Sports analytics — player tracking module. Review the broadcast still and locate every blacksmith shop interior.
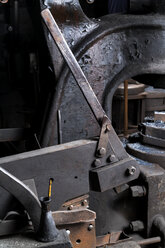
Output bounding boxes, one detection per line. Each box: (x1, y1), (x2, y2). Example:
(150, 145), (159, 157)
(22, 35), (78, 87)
(1, 0), (165, 247)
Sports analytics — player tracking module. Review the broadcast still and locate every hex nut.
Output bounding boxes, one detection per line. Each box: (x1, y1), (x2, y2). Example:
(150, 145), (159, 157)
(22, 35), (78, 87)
(98, 147), (106, 156)
(130, 221), (144, 232)
(93, 159), (101, 167)
(107, 154), (116, 163)
(130, 186), (146, 197)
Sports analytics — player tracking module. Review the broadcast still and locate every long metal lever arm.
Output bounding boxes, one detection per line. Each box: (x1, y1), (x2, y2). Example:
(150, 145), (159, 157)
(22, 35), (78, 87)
(41, 8), (106, 123)
(41, 9), (131, 160)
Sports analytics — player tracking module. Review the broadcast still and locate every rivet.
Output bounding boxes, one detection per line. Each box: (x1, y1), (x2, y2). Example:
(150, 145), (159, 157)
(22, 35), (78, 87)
(88, 224), (94, 231)
(106, 124), (111, 132)
(68, 205), (73, 210)
(82, 199), (88, 206)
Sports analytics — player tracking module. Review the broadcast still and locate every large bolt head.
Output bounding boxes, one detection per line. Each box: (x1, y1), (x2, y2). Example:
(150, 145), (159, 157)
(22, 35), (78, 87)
(98, 147), (106, 156)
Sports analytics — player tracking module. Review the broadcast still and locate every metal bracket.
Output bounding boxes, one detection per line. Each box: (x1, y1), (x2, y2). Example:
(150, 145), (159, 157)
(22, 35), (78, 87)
(96, 116), (111, 158)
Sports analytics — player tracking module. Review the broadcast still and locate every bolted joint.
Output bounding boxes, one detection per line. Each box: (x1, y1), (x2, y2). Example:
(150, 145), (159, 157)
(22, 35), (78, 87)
(97, 147), (106, 157)
(130, 220), (145, 233)
(130, 186), (146, 198)
(107, 154), (116, 163)
(105, 124), (111, 133)
(127, 166), (136, 176)
(93, 159), (101, 167)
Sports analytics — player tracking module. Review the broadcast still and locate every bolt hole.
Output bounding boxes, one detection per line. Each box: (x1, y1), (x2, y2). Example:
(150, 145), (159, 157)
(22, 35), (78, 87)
(76, 239), (81, 244)
(74, 176), (78, 179)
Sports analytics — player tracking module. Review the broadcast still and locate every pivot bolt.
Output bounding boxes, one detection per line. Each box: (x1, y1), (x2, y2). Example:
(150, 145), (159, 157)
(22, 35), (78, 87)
(127, 166), (136, 176)
(98, 147), (106, 156)
(93, 159), (101, 167)
(106, 124), (111, 132)
(88, 224), (94, 231)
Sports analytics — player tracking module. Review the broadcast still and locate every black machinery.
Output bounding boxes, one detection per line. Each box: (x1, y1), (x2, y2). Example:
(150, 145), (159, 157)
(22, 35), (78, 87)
(0, 0), (165, 247)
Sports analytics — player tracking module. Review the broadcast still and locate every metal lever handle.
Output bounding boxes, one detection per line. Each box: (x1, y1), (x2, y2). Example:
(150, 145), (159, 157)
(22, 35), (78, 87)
(41, 8), (130, 160)
(41, 8), (106, 124)
(0, 167), (41, 232)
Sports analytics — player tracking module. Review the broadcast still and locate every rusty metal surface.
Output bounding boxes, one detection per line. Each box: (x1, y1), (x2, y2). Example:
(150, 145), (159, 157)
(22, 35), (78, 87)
(53, 209), (96, 225)
(53, 209), (96, 248)
(60, 195), (89, 211)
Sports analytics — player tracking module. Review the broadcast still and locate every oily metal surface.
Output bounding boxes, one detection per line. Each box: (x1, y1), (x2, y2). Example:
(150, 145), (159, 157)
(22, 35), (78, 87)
(140, 133), (165, 148)
(41, 0), (165, 146)
(127, 142), (165, 168)
(140, 122), (165, 140)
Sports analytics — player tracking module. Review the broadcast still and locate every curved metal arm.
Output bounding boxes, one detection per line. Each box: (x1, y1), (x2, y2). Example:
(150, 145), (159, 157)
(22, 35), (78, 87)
(0, 167), (41, 232)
